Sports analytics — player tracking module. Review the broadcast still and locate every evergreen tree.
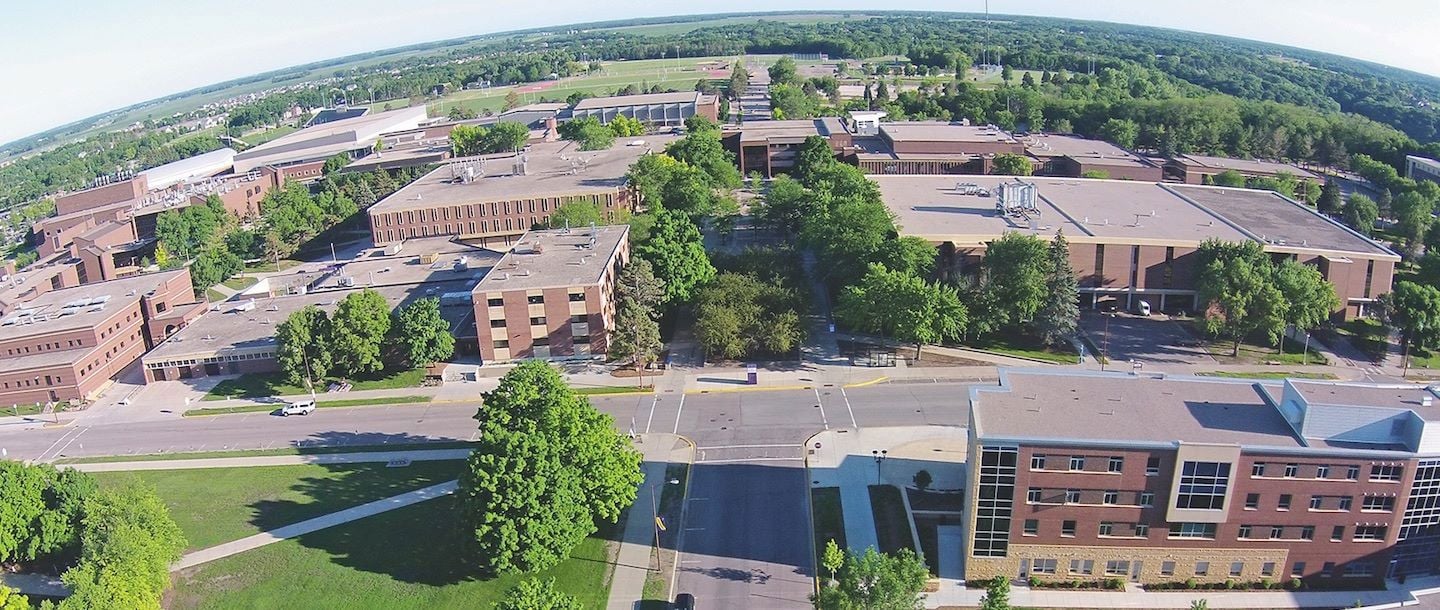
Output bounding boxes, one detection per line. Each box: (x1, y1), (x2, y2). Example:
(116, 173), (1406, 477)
(1035, 231), (1079, 347)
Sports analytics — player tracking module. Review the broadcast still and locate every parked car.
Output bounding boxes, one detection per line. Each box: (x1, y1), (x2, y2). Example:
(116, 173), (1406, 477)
(279, 399), (316, 416)
(673, 593), (695, 610)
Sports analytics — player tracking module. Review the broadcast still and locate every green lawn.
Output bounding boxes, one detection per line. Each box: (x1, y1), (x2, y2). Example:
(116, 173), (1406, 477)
(869, 484), (915, 556)
(203, 368), (426, 400)
(92, 461), (466, 550)
(243, 258), (301, 273)
(56, 441), (479, 464)
(184, 394), (432, 416)
(1201, 334), (1329, 366)
(1329, 318), (1389, 363)
(574, 385), (653, 396)
(206, 287), (228, 303)
(812, 487), (846, 566)
(221, 275), (259, 291)
(1195, 371), (1339, 380)
(168, 496), (616, 610)
(963, 337), (1078, 364)
(1, 404), (45, 417)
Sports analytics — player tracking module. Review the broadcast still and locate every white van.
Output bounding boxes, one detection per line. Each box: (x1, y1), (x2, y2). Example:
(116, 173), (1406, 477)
(1137, 301), (1152, 317)
(280, 399), (316, 416)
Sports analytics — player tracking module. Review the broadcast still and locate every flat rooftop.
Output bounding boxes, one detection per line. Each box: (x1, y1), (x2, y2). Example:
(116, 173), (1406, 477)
(369, 137), (676, 214)
(262, 237), (498, 295)
(572, 92), (707, 110)
(974, 371), (1304, 448)
(873, 175), (1249, 245)
(473, 225), (628, 294)
(1025, 134), (1156, 169)
(1287, 382), (1440, 421)
(234, 106), (427, 166)
(145, 278), (479, 363)
(879, 122), (1018, 144)
(1169, 185), (1395, 257)
(0, 269), (189, 341)
(729, 118), (846, 144)
(1172, 153), (1319, 180)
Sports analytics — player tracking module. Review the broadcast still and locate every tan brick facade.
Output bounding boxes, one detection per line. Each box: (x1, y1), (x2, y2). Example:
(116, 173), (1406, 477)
(970, 543), (1290, 584)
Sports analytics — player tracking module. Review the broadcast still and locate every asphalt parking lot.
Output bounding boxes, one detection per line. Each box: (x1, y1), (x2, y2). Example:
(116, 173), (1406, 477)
(1079, 311), (1217, 366)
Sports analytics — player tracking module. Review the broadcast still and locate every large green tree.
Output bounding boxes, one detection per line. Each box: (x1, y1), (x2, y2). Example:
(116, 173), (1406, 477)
(0, 586), (28, 610)
(1393, 190), (1436, 254)
(1383, 281), (1440, 373)
(275, 305), (333, 387)
(664, 129), (741, 189)
(977, 232), (1050, 332)
(0, 462), (95, 564)
(495, 578), (581, 610)
(389, 298), (455, 368)
(1316, 180), (1342, 214)
(1195, 240), (1285, 355)
(1344, 194), (1380, 237)
(458, 362), (642, 574)
(329, 289), (392, 377)
(557, 117), (615, 151)
(813, 548), (929, 610)
(1272, 260), (1339, 356)
(836, 264), (967, 360)
(694, 272), (806, 360)
(609, 297), (662, 372)
(59, 483), (186, 610)
(546, 201), (603, 229)
(634, 207), (715, 305)
(990, 153), (1033, 176)
(617, 257), (666, 312)
(755, 175), (817, 235)
(1034, 231), (1080, 346)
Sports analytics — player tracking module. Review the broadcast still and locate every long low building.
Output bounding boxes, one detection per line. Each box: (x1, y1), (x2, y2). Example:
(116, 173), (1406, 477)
(966, 370), (1440, 586)
(366, 137), (673, 247)
(569, 91), (718, 127)
(875, 175), (1397, 318)
(232, 106), (429, 174)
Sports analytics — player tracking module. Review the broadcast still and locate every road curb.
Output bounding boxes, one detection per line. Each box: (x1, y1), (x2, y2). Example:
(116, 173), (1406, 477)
(842, 376), (888, 388)
(683, 384), (813, 395)
(670, 434), (697, 600)
(803, 429), (824, 598)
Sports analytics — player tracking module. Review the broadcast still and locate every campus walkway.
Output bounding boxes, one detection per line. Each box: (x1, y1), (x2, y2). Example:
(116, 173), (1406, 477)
(172, 480), (458, 571)
(606, 434), (693, 610)
(67, 448), (472, 472)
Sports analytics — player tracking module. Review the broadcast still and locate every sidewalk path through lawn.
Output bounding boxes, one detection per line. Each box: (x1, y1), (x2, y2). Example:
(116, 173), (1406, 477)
(172, 480), (458, 571)
(67, 448), (472, 472)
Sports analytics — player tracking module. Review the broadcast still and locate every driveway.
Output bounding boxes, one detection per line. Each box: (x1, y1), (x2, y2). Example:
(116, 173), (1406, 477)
(1079, 312), (1217, 366)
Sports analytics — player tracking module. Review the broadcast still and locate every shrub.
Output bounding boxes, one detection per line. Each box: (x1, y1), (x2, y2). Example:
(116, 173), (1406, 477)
(1185, 578), (1198, 590)
(1225, 579), (1239, 590)
(1028, 577), (1041, 588)
(1259, 578), (1273, 590)
(1106, 578), (1124, 590)
(1289, 578), (1303, 591)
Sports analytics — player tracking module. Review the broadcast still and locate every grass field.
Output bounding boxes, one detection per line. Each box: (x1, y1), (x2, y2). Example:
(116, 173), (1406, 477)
(184, 394), (433, 417)
(168, 496), (616, 610)
(598, 13), (873, 36)
(93, 461), (466, 550)
(56, 441), (480, 464)
(1201, 335), (1328, 366)
(869, 484), (915, 556)
(204, 368), (426, 401)
(237, 124), (300, 147)
(811, 487), (845, 569)
(963, 337), (1079, 364)
(1324, 318), (1390, 363)
(220, 275), (258, 291)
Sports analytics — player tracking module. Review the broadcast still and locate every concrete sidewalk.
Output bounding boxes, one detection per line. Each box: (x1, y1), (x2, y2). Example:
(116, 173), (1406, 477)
(67, 448), (472, 472)
(606, 433), (694, 610)
(172, 479), (458, 571)
(925, 581), (1414, 609)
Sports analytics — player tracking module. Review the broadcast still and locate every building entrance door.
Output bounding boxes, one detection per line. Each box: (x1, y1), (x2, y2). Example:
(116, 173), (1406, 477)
(1131, 561), (1143, 582)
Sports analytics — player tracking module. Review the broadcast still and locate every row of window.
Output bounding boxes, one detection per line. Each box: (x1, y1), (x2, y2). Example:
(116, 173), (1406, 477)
(490, 334), (591, 351)
(1025, 487), (1154, 507)
(1029, 558), (1282, 579)
(376, 196), (611, 227)
(485, 293), (587, 307)
(1251, 462), (1399, 482)
(1035, 520), (1389, 543)
(489, 314), (590, 328)
(1025, 519), (1150, 538)
(1030, 454), (1147, 474)
(1242, 493), (1395, 513)
(144, 351), (276, 370)
(1235, 524), (1388, 542)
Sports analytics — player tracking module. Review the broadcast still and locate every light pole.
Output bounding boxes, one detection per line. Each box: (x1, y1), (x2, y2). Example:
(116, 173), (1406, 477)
(872, 449), (888, 484)
(1101, 312), (1113, 372)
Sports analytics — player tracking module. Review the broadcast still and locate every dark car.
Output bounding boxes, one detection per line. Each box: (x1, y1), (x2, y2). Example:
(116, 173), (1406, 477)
(673, 593), (695, 610)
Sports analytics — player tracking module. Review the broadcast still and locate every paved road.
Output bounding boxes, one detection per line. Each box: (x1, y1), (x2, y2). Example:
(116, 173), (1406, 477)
(0, 383), (974, 607)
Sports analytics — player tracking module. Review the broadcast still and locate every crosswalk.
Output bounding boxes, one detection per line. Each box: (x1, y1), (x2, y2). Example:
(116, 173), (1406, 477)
(693, 443), (804, 464)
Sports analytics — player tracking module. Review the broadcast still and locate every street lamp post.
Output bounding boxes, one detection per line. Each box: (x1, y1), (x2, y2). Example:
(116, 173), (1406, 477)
(1101, 312), (1113, 372)
(872, 449), (888, 484)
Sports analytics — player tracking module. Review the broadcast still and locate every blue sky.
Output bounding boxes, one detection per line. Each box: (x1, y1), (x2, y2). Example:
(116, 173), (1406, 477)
(1, 0), (1437, 144)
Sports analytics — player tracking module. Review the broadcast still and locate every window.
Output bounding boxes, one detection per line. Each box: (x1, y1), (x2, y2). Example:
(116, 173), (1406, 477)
(1105, 561), (1130, 576)
(532, 337), (549, 347)
(1108, 457), (1124, 473)
(1146, 456), (1161, 476)
(1310, 495), (1323, 510)
(1230, 562), (1244, 577)
(574, 334), (590, 344)
(1266, 525), (1284, 539)
(1176, 461), (1231, 510)
(1140, 492), (1155, 507)
(529, 316), (546, 326)
(1292, 562), (1306, 577)
(1346, 465), (1360, 480)
(1284, 463), (1298, 478)
(1071, 559), (1094, 575)
(569, 315), (588, 325)
(1300, 526), (1315, 541)
(1103, 490), (1119, 505)
(1339, 496), (1353, 511)
(1245, 493), (1260, 509)
(1032, 559), (1057, 575)
(1160, 561), (1176, 577)
(1031, 455), (1047, 470)
(1323, 562), (1337, 576)
(1023, 519), (1038, 536)
(1065, 489), (1081, 504)
(1362, 496), (1395, 512)
(1098, 522), (1114, 536)
(1061, 520), (1076, 537)
(1027, 488), (1041, 503)
(1354, 525), (1388, 541)
(490, 318), (506, 328)
(1238, 525), (1253, 539)
(1169, 523), (1217, 539)
(1252, 463), (1266, 477)
(1317, 465), (1330, 479)
(1278, 494), (1292, 510)
(527, 295), (544, 305)
(1344, 562), (1376, 578)
(1332, 526), (1345, 542)
(1069, 456), (1086, 471)
(1134, 523), (1149, 537)
(1194, 562), (1210, 577)
(568, 292), (586, 302)
(493, 340), (509, 349)
(1261, 562), (1276, 577)
(1372, 464), (1402, 482)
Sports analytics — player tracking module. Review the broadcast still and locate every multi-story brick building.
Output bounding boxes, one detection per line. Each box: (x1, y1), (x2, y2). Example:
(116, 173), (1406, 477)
(855, 122), (1025, 175)
(1166, 153), (1320, 185)
(966, 371), (1440, 586)
(0, 269), (203, 406)
(569, 92), (719, 127)
(367, 138), (671, 247)
(473, 226), (629, 362)
(1023, 134), (1164, 182)
(876, 175), (1397, 319)
(721, 118), (852, 177)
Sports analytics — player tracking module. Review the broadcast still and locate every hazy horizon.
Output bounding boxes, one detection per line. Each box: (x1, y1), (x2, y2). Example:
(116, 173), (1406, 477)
(2, 1), (1438, 145)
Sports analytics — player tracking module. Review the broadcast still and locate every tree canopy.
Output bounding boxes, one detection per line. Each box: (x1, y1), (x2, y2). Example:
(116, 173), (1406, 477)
(275, 305), (333, 387)
(1195, 240), (1285, 355)
(633, 207), (715, 305)
(458, 361), (642, 574)
(557, 117), (616, 151)
(813, 547), (929, 610)
(59, 482), (186, 610)
(389, 297), (455, 368)
(836, 263), (966, 359)
(329, 289), (392, 377)
(495, 578), (582, 610)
